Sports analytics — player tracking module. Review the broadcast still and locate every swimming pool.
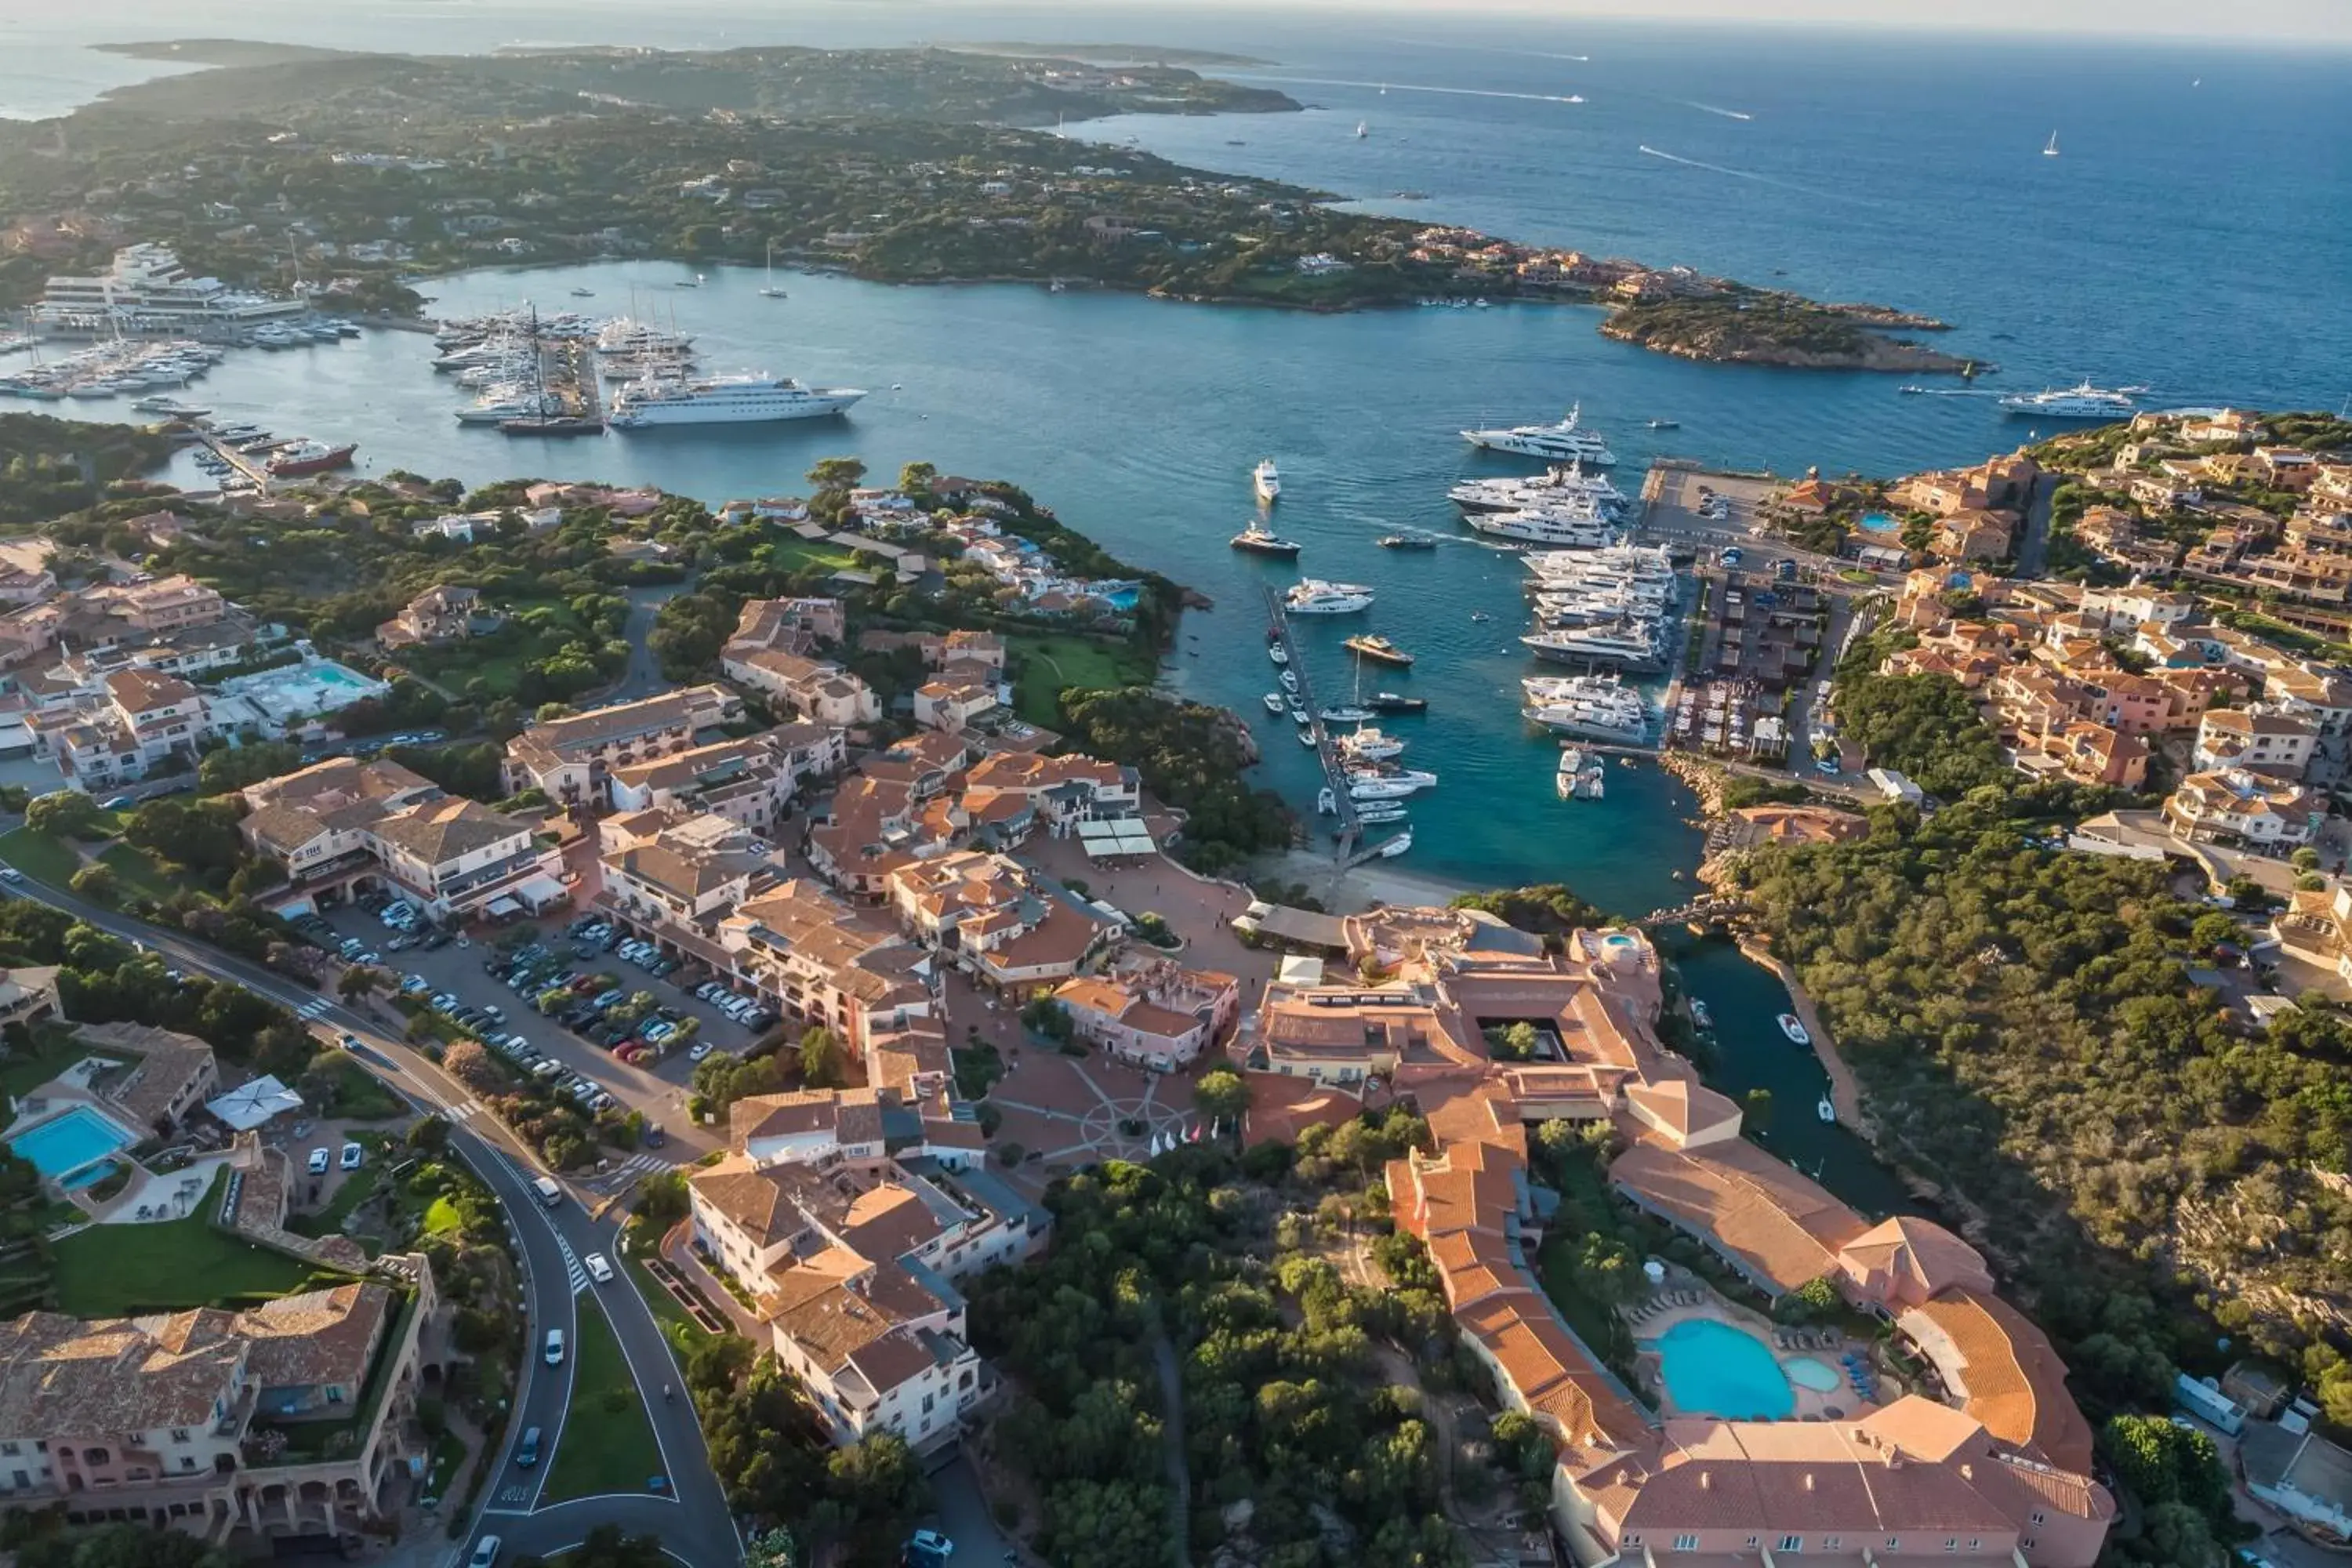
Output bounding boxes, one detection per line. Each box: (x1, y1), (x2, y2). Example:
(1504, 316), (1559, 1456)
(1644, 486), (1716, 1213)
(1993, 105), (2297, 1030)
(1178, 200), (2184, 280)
(9, 1105), (136, 1181)
(1787, 1356), (1843, 1392)
(1652, 1318), (1795, 1418)
(1858, 511), (1900, 534)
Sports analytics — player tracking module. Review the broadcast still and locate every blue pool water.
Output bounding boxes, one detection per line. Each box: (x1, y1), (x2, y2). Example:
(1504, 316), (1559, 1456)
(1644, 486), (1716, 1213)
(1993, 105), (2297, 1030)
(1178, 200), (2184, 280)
(1858, 511), (1900, 534)
(1653, 1318), (1795, 1419)
(60, 1159), (118, 1192)
(9, 1105), (136, 1181)
(1787, 1356), (1844, 1393)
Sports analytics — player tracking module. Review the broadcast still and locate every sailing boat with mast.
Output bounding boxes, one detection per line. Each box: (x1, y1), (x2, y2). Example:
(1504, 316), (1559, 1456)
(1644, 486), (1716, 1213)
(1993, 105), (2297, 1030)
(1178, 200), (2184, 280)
(2042, 130), (2061, 157)
(760, 241), (788, 299)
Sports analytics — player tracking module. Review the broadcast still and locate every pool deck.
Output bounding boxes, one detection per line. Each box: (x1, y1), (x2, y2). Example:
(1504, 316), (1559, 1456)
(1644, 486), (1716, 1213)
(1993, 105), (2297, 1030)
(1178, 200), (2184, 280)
(1626, 1290), (1881, 1423)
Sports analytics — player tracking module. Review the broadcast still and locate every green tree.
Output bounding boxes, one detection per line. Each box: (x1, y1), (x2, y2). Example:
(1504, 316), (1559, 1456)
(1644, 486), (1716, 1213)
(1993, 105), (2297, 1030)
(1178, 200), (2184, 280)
(338, 964), (387, 1004)
(67, 863), (118, 903)
(798, 1025), (844, 1088)
(25, 791), (102, 840)
(1192, 1067), (1250, 1131)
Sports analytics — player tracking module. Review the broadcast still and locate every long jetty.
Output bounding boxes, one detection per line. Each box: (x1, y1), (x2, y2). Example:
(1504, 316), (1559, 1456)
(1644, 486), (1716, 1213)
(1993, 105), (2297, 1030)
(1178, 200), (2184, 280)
(1261, 584), (1363, 864)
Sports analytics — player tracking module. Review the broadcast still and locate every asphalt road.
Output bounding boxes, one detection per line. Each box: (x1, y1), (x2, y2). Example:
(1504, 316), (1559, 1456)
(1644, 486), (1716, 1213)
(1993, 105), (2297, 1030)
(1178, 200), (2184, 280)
(0, 873), (739, 1567)
(611, 583), (694, 703)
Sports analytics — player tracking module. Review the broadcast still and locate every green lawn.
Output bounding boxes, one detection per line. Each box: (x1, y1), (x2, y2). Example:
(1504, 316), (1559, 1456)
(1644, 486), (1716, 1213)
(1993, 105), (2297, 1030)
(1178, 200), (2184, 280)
(1007, 633), (1158, 726)
(306, 1054), (406, 1120)
(0, 1031), (93, 1101)
(622, 1247), (720, 1356)
(96, 842), (178, 900)
(764, 534), (862, 575)
(286, 1160), (381, 1243)
(544, 1298), (666, 1501)
(0, 827), (87, 888)
(52, 1171), (330, 1316)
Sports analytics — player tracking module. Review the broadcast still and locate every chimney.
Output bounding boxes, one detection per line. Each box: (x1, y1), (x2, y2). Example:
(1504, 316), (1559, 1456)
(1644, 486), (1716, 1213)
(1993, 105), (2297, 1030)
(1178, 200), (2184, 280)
(1960, 1463), (1973, 1480)
(1699, 1472), (1711, 1490)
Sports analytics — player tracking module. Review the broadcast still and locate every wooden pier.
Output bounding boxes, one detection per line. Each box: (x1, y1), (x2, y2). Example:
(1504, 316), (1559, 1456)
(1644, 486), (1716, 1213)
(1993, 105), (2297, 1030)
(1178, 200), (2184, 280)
(1261, 584), (1363, 866)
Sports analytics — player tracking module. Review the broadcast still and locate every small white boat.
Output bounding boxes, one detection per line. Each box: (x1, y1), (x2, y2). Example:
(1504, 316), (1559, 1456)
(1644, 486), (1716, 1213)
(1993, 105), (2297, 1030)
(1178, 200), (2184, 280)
(1279, 670), (1299, 692)
(1297, 727), (1319, 748)
(1817, 1095), (1837, 1124)
(1319, 706), (1374, 724)
(1338, 728), (1406, 763)
(2043, 129), (2060, 158)
(1263, 692), (1287, 714)
(1374, 828), (1413, 858)
(1253, 458), (1282, 503)
(1556, 746), (1585, 800)
(1356, 804), (1409, 825)
(1690, 999), (1712, 1030)
(1269, 644), (1290, 666)
(1317, 786), (1337, 815)
(1779, 1013), (1812, 1047)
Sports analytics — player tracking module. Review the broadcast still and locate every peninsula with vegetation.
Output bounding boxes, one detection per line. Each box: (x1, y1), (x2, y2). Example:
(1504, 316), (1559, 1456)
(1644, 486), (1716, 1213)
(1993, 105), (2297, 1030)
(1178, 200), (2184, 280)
(0, 41), (1953, 360)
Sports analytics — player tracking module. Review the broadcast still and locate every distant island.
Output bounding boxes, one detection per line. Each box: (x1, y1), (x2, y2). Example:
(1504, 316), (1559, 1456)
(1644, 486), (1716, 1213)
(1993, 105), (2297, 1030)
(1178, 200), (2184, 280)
(935, 42), (1275, 67)
(6, 42), (1955, 366)
(1599, 292), (1979, 374)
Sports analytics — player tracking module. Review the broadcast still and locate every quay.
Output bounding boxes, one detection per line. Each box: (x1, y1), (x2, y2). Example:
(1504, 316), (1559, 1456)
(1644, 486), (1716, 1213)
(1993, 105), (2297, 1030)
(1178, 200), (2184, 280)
(1261, 584), (1364, 865)
(195, 430), (276, 495)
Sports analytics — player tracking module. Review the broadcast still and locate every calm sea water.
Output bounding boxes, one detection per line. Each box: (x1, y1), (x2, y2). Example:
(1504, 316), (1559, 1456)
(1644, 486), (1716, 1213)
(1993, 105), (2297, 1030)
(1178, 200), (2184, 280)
(9, 3), (2342, 1212)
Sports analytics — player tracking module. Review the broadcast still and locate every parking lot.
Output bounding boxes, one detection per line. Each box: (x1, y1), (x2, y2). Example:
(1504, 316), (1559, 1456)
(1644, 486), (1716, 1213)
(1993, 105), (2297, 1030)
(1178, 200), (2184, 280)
(304, 899), (768, 1142)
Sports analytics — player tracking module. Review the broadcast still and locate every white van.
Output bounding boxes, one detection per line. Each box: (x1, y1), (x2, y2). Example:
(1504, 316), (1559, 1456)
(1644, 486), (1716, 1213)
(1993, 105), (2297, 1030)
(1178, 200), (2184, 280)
(532, 1176), (562, 1208)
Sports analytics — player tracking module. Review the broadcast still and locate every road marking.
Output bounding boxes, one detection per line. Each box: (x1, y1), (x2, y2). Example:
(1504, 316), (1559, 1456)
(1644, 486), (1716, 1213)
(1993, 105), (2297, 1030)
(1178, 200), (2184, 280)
(295, 998), (331, 1019)
(495, 1483), (532, 1506)
(587, 1153), (672, 1192)
(554, 1232), (590, 1295)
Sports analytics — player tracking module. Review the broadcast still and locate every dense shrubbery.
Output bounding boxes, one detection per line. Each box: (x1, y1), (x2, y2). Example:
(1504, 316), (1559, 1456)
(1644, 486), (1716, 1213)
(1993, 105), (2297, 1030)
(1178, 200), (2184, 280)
(0, 414), (172, 527)
(1831, 635), (2009, 798)
(967, 1143), (1471, 1568)
(1725, 787), (2352, 1417)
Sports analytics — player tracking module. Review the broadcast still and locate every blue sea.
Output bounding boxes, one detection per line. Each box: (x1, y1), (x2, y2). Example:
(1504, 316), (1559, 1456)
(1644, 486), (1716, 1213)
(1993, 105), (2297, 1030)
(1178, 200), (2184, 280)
(6, 3), (2345, 1201)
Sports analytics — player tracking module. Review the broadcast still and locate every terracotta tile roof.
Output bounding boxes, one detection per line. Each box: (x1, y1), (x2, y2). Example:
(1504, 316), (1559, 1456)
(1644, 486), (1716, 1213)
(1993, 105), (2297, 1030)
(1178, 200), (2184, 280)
(1609, 1138), (1868, 1293)
(1900, 1288), (2095, 1474)
(1837, 1216), (1994, 1306)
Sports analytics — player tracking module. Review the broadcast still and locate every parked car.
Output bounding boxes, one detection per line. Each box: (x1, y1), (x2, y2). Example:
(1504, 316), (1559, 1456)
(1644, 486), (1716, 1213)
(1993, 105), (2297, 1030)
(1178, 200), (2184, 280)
(688, 1042), (714, 1063)
(307, 1148), (330, 1174)
(339, 1142), (364, 1171)
(543, 1330), (564, 1366)
(470, 1539), (503, 1568)
(584, 1253), (614, 1285)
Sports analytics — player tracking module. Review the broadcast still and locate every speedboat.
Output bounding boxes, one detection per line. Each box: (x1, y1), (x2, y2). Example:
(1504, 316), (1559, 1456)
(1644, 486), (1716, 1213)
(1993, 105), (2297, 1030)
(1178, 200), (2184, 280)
(1297, 726), (1319, 747)
(1356, 804), (1409, 825)
(1344, 635), (1414, 667)
(1817, 1096), (1837, 1124)
(1374, 829), (1413, 859)
(1367, 692), (1426, 715)
(1379, 532), (1440, 550)
(1317, 787), (1337, 815)
(1252, 458), (1282, 503)
(1779, 1014), (1812, 1047)
(1690, 1000), (1713, 1030)
(1319, 705), (1374, 724)
(1269, 644), (1290, 666)
(1263, 692), (1287, 714)
(1338, 728), (1406, 763)
(1279, 670), (1299, 692)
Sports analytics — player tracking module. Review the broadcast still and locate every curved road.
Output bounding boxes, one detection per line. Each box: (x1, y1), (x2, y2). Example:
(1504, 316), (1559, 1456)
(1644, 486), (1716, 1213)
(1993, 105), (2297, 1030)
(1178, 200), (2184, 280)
(1, 873), (739, 1567)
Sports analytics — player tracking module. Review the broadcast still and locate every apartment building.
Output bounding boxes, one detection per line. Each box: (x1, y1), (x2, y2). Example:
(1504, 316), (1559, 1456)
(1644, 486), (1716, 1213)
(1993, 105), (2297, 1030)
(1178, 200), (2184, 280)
(719, 645), (881, 728)
(599, 808), (770, 928)
(2194, 707), (2320, 779)
(959, 753), (1140, 829)
(604, 723), (844, 833)
(241, 757), (565, 921)
(49, 668), (212, 791)
(2163, 768), (2326, 848)
(885, 850), (1119, 993)
(500, 685), (742, 807)
(714, 880), (938, 1058)
(688, 1089), (1047, 1453)
(0, 1266), (438, 1544)
(1051, 957), (1238, 1070)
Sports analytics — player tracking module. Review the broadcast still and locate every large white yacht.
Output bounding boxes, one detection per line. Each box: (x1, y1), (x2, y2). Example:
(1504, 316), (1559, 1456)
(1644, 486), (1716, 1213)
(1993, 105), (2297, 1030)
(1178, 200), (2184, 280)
(1996, 381), (2138, 420)
(1284, 579), (1375, 615)
(1450, 459), (1629, 517)
(1252, 459), (1282, 503)
(1522, 673), (1650, 741)
(1464, 505), (1619, 548)
(607, 372), (866, 428)
(1461, 402), (1617, 465)
(1522, 621), (1665, 672)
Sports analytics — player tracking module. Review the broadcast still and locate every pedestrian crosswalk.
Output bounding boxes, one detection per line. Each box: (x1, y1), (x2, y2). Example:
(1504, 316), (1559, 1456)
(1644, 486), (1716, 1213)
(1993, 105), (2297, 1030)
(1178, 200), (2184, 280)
(445, 1099), (485, 1122)
(294, 998), (332, 1021)
(586, 1152), (673, 1194)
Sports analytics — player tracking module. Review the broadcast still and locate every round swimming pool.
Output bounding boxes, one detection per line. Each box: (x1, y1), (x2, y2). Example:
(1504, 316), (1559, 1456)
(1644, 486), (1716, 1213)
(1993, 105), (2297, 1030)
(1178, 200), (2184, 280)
(1653, 1318), (1794, 1419)
(1787, 1356), (1843, 1392)
(1858, 510), (1900, 534)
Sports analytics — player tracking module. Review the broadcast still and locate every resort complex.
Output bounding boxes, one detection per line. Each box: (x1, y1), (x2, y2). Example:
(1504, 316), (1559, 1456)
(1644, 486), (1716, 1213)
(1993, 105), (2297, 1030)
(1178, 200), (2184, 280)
(1240, 909), (2115, 1565)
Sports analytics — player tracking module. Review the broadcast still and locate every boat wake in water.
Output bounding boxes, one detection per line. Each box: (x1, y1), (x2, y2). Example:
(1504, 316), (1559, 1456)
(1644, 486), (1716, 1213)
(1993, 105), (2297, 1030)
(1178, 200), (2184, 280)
(1250, 74), (1586, 106)
(1636, 144), (1857, 203)
(1685, 100), (1755, 121)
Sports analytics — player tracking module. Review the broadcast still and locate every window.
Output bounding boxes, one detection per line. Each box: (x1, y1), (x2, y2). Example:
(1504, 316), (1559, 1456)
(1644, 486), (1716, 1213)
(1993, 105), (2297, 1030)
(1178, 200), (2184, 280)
(1621, 1537), (1641, 1549)
(169, 1430), (188, 1444)
(1824, 1541), (1840, 1552)
(1944, 1540), (1958, 1553)
(1777, 1539), (1802, 1554)
(2030, 1511), (2047, 1526)
(2023, 1539), (2036, 1552)
(1671, 1535), (1697, 1552)
(1967, 1541), (1980, 1552)
(0, 1443), (15, 1457)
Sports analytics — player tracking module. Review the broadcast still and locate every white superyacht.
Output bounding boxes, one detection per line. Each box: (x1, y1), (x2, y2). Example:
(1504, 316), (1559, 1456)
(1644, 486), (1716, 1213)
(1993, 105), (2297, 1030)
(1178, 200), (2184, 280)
(607, 372), (866, 428)
(1461, 402), (1617, 465)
